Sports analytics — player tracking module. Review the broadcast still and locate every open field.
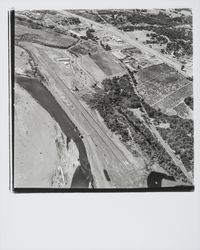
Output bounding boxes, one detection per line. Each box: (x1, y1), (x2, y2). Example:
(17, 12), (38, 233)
(90, 51), (126, 76)
(15, 24), (78, 48)
(68, 10), (104, 23)
(15, 45), (32, 75)
(79, 55), (107, 82)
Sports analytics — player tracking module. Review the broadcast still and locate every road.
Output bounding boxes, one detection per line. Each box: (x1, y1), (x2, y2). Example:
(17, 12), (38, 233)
(21, 42), (146, 188)
(59, 10), (193, 183)
(58, 10), (192, 78)
(127, 69), (193, 183)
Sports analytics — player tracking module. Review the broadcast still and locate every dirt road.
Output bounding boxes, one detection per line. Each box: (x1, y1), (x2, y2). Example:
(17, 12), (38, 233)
(21, 42), (146, 188)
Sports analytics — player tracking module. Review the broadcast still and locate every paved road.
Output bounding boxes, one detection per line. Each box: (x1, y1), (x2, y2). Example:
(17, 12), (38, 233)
(59, 10), (192, 78)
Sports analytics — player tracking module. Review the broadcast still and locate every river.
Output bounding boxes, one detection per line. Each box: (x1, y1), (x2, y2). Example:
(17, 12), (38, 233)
(16, 75), (93, 188)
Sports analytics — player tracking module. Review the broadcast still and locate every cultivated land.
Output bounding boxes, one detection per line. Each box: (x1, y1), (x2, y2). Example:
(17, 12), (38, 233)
(134, 63), (193, 117)
(90, 51), (126, 76)
(14, 9), (194, 189)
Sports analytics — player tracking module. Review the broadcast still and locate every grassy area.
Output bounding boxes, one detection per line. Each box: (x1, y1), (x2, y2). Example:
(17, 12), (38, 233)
(98, 9), (193, 57)
(70, 10), (104, 23)
(90, 52), (125, 76)
(174, 102), (192, 119)
(15, 24), (78, 49)
(69, 40), (99, 55)
(80, 55), (107, 82)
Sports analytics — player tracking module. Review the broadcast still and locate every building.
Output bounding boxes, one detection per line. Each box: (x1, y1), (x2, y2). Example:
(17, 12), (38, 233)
(69, 30), (87, 39)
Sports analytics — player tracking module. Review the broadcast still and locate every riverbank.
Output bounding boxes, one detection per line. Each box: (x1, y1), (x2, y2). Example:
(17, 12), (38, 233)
(15, 75), (93, 188)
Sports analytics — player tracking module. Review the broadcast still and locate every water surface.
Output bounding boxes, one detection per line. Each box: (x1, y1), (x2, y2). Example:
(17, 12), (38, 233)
(16, 75), (93, 188)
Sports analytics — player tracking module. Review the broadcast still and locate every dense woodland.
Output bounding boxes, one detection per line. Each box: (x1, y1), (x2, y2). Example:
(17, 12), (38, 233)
(142, 102), (193, 172)
(184, 96), (193, 110)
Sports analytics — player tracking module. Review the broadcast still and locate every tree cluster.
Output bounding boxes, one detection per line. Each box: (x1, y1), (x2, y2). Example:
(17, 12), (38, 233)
(100, 41), (111, 51)
(86, 29), (98, 42)
(86, 75), (190, 182)
(184, 96), (193, 110)
(143, 102), (193, 172)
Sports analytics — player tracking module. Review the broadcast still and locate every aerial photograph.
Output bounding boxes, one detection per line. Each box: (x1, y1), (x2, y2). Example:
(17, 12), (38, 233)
(13, 9), (194, 190)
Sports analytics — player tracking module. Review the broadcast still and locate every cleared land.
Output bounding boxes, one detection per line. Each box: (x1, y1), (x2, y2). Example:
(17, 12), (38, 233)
(90, 51), (126, 76)
(79, 55), (107, 82)
(15, 46), (32, 75)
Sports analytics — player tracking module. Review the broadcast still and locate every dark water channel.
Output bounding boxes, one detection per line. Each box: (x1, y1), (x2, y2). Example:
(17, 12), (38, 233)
(16, 75), (93, 188)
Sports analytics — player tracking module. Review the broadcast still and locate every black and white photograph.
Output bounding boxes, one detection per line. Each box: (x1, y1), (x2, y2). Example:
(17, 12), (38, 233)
(1, 0), (200, 249)
(12, 8), (194, 191)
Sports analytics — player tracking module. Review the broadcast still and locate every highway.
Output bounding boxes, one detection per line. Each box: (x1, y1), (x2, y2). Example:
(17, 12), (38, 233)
(58, 10), (192, 78)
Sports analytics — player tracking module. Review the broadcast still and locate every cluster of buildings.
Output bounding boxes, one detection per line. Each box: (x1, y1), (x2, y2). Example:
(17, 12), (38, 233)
(57, 57), (71, 68)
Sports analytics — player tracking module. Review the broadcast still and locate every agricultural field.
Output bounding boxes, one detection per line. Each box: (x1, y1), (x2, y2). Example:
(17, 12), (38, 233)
(173, 102), (193, 119)
(79, 55), (107, 82)
(153, 83), (193, 111)
(135, 63), (191, 108)
(90, 51), (126, 76)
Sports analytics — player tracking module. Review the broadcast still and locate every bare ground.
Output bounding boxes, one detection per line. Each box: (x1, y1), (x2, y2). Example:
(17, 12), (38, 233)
(14, 83), (80, 188)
